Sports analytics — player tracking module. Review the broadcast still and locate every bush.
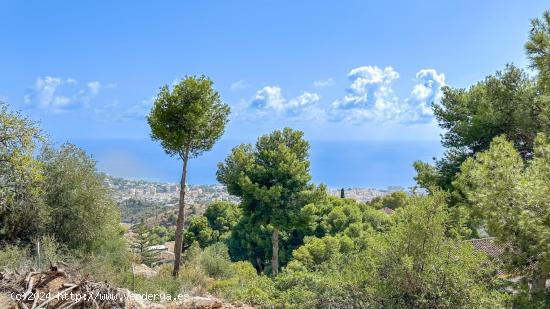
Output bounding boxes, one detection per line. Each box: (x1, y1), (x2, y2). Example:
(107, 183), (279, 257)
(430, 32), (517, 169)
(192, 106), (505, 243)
(134, 265), (183, 297)
(213, 261), (276, 307)
(68, 236), (132, 288)
(0, 244), (31, 272)
(39, 235), (66, 269)
(275, 270), (364, 309)
(198, 243), (234, 279)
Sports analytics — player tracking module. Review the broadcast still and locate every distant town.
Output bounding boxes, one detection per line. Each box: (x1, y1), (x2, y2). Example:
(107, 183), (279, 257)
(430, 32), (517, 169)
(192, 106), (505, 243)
(105, 174), (402, 219)
(104, 175), (240, 206)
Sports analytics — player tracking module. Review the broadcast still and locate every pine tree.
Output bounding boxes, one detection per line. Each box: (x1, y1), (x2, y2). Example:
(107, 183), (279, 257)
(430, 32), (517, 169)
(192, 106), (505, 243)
(132, 223), (158, 267)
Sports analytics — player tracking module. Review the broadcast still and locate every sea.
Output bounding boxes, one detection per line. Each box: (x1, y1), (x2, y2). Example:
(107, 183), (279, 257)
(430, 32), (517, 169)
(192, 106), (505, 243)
(71, 139), (444, 190)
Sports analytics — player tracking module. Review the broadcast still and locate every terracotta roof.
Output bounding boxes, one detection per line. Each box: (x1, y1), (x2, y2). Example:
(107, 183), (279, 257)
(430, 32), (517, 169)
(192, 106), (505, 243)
(464, 237), (507, 275)
(467, 237), (505, 260)
(465, 237), (541, 277)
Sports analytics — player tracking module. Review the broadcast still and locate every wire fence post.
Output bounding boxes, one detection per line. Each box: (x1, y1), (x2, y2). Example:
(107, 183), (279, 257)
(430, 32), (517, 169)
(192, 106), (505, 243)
(36, 240), (41, 271)
(131, 263), (136, 291)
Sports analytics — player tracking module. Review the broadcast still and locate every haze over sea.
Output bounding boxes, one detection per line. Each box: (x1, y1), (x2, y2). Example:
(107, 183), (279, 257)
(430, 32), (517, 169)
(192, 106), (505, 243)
(73, 139), (443, 189)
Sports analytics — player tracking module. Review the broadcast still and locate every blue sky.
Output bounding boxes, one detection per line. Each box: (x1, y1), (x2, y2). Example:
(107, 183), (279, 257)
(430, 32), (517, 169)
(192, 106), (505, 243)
(1, 1), (548, 187)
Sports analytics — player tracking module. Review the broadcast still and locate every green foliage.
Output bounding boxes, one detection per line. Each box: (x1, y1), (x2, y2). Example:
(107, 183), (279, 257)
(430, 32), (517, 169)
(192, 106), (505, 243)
(271, 192), (505, 309)
(148, 225), (175, 245)
(147, 76), (230, 159)
(204, 201), (241, 240)
(220, 187), (393, 275)
(369, 191), (409, 210)
(213, 261), (277, 307)
(416, 65), (549, 193)
(195, 243), (235, 279)
(39, 235), (66, 269)
(133, 265), (189, 298)
(217, 128), (311, 223)
(184, 216), (217, 248)
(456, 134), (550, 299)
(323, 198), (391, 238)
(274, 271), (364, 309)
(131, 243), (237, 298)
(41, 144), (123, 253)
(0, 102), (47, 242)
(210, 192), (504, 308)
(413, 160), (443, 192)
(301, 195), (392, 237)
(0, 244), (31, 272)
(326, 201), (362, 233)
(217, 128), (312, 274)
(183, 202), (242, 248)
(132, 223), (159, 267)
(359, 192), (505, 308)
(526, 11), (550, 94)
(435, 65), (543, 160)
(227, 212), (273, 271)
(287, 235), (353, 272)
(148, 75), (230, 276)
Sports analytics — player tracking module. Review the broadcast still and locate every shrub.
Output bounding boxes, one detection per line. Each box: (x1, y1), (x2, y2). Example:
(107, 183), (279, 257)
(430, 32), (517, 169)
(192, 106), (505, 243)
(198, 243), (234, 279)
(275, 270), (365, 308)
(0, 244), (31, 272)
(134, 265), (183, 297)
(213, 261), (277, 307)
(39, 235), (66, 269)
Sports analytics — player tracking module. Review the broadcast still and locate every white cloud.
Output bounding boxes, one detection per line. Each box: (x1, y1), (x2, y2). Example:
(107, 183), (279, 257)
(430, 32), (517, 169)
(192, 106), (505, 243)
(313, 78), (334, 88)
(288, 92), (320, 109)
(330, 66), (445, 124)
(250, 86), (286, 112)
(331, 66), (404, 122)
(332, 66), (400, 110)
(406, 69), (446, 122)
(249, 86), (320, 117)
(24, 76), (105, 113)
(230, 80), (248, 91)
(87, 81), (101, 95)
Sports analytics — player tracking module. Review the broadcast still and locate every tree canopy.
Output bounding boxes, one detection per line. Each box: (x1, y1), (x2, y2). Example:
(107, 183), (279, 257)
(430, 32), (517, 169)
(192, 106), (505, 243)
(148, 76), (230, 159)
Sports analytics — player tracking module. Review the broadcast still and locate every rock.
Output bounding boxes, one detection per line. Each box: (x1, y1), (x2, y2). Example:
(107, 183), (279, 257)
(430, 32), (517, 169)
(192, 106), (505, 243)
(133, 263), (158, 278)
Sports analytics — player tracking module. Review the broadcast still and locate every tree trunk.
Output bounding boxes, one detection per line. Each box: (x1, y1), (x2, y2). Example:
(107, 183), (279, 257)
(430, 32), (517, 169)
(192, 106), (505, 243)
(172, 149), (190, 277)
(271, 227), (279, 276)
(530, 267), (547, 295)
(255, 256), (264, 275)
